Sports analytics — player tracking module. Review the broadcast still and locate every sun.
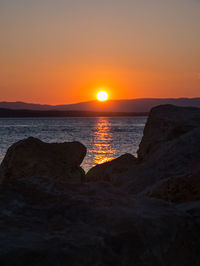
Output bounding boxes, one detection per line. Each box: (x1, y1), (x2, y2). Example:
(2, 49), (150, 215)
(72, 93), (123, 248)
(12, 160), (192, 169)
(97, 91), (109, 102)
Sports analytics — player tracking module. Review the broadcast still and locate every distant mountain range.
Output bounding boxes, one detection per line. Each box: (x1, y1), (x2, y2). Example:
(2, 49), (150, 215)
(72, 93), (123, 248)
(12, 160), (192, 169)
(0, 98), (200, 113)
(0, 109), (147, 117)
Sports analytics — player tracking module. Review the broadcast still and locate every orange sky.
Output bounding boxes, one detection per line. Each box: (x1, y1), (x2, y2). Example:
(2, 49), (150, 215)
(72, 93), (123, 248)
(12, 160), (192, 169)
(0, 0), (200, 104)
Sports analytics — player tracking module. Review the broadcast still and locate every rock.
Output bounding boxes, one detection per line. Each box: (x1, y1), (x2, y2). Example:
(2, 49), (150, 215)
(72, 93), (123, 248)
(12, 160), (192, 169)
(86, 105), (200, 198)
(1, 106), (200, 264)
(138, 104), (200, 160)
(86, 153), (137, 185)
(125, 105), (200, 194)
(127, 105), (200, 194)
(0, 177), (200, 265)
(0, 137), (86, 184)
(143, 169), (200, 203)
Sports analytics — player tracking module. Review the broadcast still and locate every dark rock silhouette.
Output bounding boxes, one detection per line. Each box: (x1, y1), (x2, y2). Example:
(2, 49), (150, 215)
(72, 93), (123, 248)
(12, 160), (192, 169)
(86, 105), (200, 196)
(0, 177), (200, 266)
(0, 105), (200, 265)
(138, 104), (200, 160)
(0, 137), (86, 184)
(86, 153), (137, 185)
(143, 169), (200, 203)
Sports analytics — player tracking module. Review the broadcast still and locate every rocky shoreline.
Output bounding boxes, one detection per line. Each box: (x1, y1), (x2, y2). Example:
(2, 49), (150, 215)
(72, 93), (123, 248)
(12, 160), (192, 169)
(0, 104), (200, 265)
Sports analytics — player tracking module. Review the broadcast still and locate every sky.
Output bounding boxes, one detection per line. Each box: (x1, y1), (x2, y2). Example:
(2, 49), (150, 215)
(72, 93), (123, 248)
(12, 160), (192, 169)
(0, 0), (200, 104)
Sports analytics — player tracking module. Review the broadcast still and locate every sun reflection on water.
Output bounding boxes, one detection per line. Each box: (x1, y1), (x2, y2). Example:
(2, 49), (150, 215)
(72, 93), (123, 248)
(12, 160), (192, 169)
(91, 117), (116, 166)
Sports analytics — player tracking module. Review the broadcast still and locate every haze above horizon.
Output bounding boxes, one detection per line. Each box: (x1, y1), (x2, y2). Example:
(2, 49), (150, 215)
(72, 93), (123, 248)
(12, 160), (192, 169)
(1, 0), (200, 104)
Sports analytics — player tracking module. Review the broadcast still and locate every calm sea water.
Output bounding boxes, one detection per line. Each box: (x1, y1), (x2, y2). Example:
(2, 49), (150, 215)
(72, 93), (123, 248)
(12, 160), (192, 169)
(0, 117), (146, 171)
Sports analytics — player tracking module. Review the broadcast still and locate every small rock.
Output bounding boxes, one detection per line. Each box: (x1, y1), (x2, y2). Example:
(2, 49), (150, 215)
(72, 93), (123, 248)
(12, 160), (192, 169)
(86, 153), (137, 185)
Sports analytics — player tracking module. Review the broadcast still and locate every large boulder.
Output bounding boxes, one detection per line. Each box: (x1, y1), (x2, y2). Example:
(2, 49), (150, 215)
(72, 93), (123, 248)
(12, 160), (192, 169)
(128, 105), (200, 194)
(138, 104), (200, 160)
(86, 105), (200, 198)
(0, 137), (86, 183)
(0, 178), (200, 266)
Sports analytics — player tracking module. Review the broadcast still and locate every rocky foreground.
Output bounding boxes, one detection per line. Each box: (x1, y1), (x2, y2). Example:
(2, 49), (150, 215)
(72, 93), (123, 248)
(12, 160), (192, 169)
(0, 104), (200, 266)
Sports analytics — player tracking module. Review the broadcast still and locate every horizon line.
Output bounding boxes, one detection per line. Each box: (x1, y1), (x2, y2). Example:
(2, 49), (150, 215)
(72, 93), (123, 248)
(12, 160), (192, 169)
(0, 97), (200, 106)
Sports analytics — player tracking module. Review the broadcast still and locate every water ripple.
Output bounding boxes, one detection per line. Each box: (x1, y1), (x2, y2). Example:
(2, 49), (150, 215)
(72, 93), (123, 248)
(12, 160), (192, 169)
(0, 117), (146, 171)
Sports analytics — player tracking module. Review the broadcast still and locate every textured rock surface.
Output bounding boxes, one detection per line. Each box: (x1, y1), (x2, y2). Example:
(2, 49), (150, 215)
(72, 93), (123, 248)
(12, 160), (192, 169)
(0, 177), (200, 265)
(0, 137), (86, 184)
(138, 104), (200, 160)
(132, 105), (200, 196)
(86, 105), (200, 197)
(143, 170), (200, 203)
(86, 153), (137, 185)
(1, 105), (200, 265)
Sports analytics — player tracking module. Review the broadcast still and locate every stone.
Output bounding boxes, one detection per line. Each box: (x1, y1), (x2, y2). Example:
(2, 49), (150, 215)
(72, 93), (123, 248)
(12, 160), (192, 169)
(138, 104), (200, 160)
(86, 153), (137, 185)
(0, 137), (86, 184)
(127, 105), (200, 193)
(143, 169), (200, 203)
(1, 105), (200, 264)
(0, 179), (199, 265)
(86, 105), (200, 197)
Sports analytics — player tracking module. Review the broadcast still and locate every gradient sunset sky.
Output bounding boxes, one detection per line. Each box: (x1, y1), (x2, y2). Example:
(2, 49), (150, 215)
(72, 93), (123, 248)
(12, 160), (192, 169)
(1, 0), (200, 104)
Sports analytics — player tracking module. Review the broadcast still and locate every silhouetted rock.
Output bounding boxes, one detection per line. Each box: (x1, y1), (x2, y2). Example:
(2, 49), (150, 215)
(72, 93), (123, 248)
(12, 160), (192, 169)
(1, 105), (200, 265)
(143, 169), (200, 203)
(128, 105), (200, 193)
(0, 137), (86, 184)
(86, 105), (200, 196)
(86, 153), (137, 185)
(138, 104), (200, 160)
(0, 177), (200, 266)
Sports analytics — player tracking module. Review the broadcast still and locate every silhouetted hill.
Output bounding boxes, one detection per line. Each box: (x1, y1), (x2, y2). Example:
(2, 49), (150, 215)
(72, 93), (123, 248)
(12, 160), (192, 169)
(0, 98), (200, 112)
(0, 108), (147, 117)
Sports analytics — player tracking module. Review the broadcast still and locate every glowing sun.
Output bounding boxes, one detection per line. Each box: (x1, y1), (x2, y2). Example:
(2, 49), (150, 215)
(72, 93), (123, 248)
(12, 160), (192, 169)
(97, 91), (108, 102)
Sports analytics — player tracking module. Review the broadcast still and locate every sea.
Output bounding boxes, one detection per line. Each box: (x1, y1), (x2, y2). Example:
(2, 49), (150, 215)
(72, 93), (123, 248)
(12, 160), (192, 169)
(0, 117), (147, 172)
